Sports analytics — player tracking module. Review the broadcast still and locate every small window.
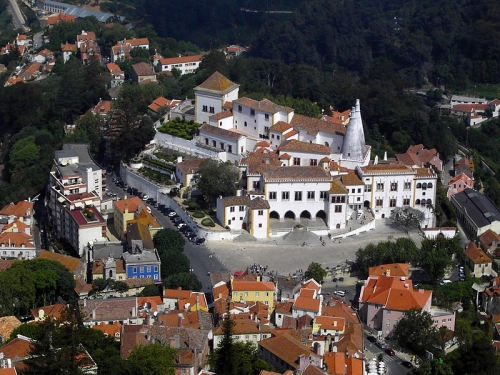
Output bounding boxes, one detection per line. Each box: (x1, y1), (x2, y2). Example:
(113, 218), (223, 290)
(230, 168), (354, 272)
(282, 191), (290, 200)
(294, 191), (302, 201)
(269, 192), (277, 200)
(202, 105), (208, 112)
(258, 210), (263, 215)
(265, 114), (269, 121)
(230, 207), (235, 212)
(250, 109), (255, 116)
(238, 105), (242, 112)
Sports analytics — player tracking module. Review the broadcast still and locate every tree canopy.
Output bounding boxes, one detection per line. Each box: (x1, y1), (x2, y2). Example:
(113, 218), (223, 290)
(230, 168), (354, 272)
(163, 272), (202, 291)
(304, 262), (326, 284)
(393, 308), (437, 356)
(389, 207), (426, 230)
(193, 159), (239, 205)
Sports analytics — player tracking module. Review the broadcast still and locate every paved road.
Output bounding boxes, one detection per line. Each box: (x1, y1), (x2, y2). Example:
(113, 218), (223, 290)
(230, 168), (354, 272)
(106, 181), (225, 291)
(7, 0), (27, 30)
(364, 336), (413, 375)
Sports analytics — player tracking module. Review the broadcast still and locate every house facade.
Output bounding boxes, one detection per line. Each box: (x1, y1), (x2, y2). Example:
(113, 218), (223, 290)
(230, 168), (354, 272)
(157, 55), (203, 75)
(465, 242), (493, 278)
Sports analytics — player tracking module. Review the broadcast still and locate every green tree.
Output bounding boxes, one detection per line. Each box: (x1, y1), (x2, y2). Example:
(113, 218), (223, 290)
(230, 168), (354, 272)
(209, 317), (274, 375)
(153, 228), (186, 253)
(304, 262), (326, 283)
(159, 250), (190, 279)
(138, 284), (160, 297)
(447, 333), (500, 375)
(418, 239), (452, 284)
(409, 359), (453, 375)
(393, 308), (436, 356)
(192, 159), (238, 206)
(163, 272), (202, 291)
(128, 343), (178, 375)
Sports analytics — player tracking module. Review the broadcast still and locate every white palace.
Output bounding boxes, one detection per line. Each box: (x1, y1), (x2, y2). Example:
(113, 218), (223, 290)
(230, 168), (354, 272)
(186, 72), (437, 238)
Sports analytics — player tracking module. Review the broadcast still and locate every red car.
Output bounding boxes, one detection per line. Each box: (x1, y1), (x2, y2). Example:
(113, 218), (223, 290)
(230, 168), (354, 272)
(385, 348), (395, 356)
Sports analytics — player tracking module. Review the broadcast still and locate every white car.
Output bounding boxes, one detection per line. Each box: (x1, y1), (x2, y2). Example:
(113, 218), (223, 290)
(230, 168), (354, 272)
(334, 290), (346, 297)
(142, 195), (149, 201)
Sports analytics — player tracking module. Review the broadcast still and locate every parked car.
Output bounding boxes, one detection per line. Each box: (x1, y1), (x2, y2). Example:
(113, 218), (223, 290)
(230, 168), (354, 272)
(333, 290), (345, 297)
(194, 237), (205, 245)
(375, 341), (387, 349)
(168, 211), (177, 217)
(367, 336), (377, 343)
(338, 277), (344, 282)
(184, 231), (195, 238)
(146, 198), (154, 204)
(332, 277), (338, 282)
(142, 195), (149, 201)
(177, 222), (186, 229)
(401, 361), (413, 369)
(385, 348), (395, 356)
(172, 217), (182, 224)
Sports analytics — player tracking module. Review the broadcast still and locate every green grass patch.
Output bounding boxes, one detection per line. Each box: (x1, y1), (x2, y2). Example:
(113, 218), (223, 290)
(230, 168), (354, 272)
(201, 218), (215, 227)
(158, 118), (201, 140)
(192, 211), (205, 218)
(458, 82), (500, 100)
(154, 152), (177, 163)
(145, 158), (176, 171)
(138, 167), (173, 185)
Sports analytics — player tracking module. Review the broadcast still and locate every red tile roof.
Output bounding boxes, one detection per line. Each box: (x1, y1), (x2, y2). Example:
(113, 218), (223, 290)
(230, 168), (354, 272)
(293, 296), (320, 312)
(233, 97), (293, 114)
(114, 196), (146, 214)
(176, 158), (207, 174)
(0, 201), (33, 218)
(30, 304), (67, 321)
(264, 166), (331, 182)
(465, 242), (492, 264)
(0, 232), (34, 248)
(258, 333), (315, 369)
(195, 71), (239, 93)
(232, 279), (274, 291)
(368, 263), (409, 278)
(278, 140), (330, 155)
(39, 250), (82, 272)
(159, 54), (203, 65)
(291, 114), (345, 136)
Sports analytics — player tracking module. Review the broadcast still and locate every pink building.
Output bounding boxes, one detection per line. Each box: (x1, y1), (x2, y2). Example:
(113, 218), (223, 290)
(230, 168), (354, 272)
(447, 173), (474, 198)
(359, 273), (455, 337)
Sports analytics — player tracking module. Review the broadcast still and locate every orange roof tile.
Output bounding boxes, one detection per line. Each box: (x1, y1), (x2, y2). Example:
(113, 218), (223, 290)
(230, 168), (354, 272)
(465, 242), (492, 264)
(278, 139), (330, 155)
(30, 304), (67, 321)
(39, 250), (82, 272)
(195, 71), (239, 93)
(299, 289), (316, 298)
(159, 54), (203, 65)
(368, 263), (409, 278)
(301, 279), (321, 292)
(232, 279), (274, 291)
(0, 232), (34, 248)
(314, 316), (345, 331)
(258, 333), (314, 369)
(0, 316), (21, 341)
(2, 219), (30, 233)
(164, 288), (193, 299)
(0, 201), (33, 218)
(92, 321), (122, 338)
(293, 296), (320, 312)
(114, 196), (146, 214)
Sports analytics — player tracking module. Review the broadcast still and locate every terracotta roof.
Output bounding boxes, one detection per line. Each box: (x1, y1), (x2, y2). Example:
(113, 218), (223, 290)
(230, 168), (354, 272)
(324, 352), (345, 374)
(415, 167), (436, 178)
(39, 250), (82, 272)
(93, 99), (112, 115)
(340, 173), (364, 186)
(77, 31), (96, 42)
(329, 180), (348, 194)
(232, 279), (274, 291)
(0, 316), (21, 340)
(0, 368), (17, 375)
(220, 196), (251, 208)
(314, 316), (346, 331)
(92, 321), (122, 339)
(120, 324), (148, 358)
(47, 13), (75, 25)
(291, 114), (345, 136)
(209, 110), (233, 120)
(106, 62), (123, 74)
(258, 333), (315, 369)
(259, 371), (282, 375)
(299, 289), (316, 298)
(321, 300), (360, 323)
(264, 166), (331, 182)
(270, 121), (293, 133)
(479, 229), (500, 249)
(92, 258), (126, 275)
(449, 173), (473, 185)
(360, 276), (431, 311)
(279, 153), (291, 160)
(278, 140), (330, 155)
(465, 242), (492, 264)
(213, 319), (271, 335)
(0, 201), (33, 218)
(176, 158), (207, 174)
(164, 288), (193, 300)
(282, 316), (298, 329)
(240, 152), (282, 175)
(132, 62), (155, 76)
(2, 219), (31, 234)
(61, 42), (77, 52)
(123, 277), (155, 288)
(249, 197), (270, 210)
(0, 232), (34, 248)
(159, 54), (203, 65)
(368, 263), (409, 278)
(123, 38), (149, 46)
(233, 97), (293, 114)
(114, 196), (146, 214)
(30, 304), (67, 321)
(284, 129), (298, 138)
(0, 260), (15, 271)
(452, 103), (488, 112)
(455, 157), (474, 170)
(0, 336), (32, 360)
(301, 279), (321, 292)
(293, 296), (320, 312)
(80, 297), (137, 322)
(213, 281), (229, 300)
(195, 71), (239, 94)
(200, 123), (244, 140)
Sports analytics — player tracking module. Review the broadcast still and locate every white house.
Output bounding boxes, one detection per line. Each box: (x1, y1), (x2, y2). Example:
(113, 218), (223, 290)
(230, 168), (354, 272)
(216, 196), (270, 238)
(157, 55), (203, 75)
(356, 163), (437, 227)
(194, 71), (239, 124)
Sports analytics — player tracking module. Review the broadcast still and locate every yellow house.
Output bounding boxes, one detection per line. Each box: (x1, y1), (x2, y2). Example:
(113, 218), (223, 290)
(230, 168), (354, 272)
(113, 196), (146, 239)
(312, 316), (346, 336)
(230, 277), (275, 308)
(92, 257), (127, 281)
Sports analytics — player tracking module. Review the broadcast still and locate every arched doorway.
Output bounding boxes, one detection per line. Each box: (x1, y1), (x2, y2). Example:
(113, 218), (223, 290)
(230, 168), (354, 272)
(242, 222), (247, 230)
(284, 211), (296, 220)
(364, 200), (371, 208)
(270, 211), (280, 220)
(300, 211), (311, 219)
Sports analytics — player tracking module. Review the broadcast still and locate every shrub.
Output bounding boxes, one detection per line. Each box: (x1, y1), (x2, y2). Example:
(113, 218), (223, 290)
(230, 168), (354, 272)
(192, 211), (205, 218)
(201, 218), (215, 227)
